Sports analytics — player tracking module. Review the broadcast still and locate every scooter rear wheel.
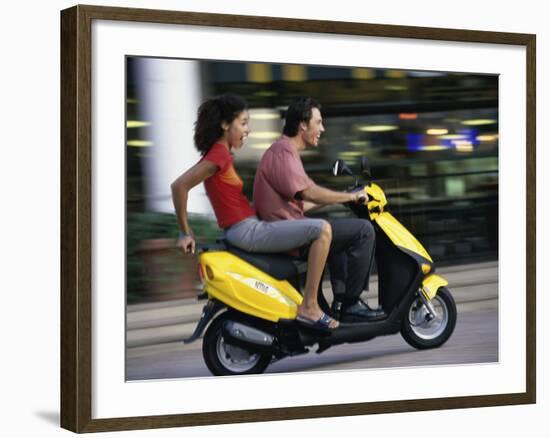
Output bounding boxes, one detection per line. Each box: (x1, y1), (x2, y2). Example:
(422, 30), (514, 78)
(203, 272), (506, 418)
(401, 287), (457, 350)
(202, 312), (272, 376)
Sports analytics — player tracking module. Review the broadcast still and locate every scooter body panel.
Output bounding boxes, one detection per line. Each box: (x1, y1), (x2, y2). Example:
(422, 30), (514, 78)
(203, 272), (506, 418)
(368, 206), (449, 304)
(374, 211), (432, 262)
(365, 183), (388, 212)
(198, 251), (302, 322)
(373, 226), (423, 314)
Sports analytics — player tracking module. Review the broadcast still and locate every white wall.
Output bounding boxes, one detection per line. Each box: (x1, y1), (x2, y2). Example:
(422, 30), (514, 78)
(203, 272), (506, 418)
(1, 0), (546, 437)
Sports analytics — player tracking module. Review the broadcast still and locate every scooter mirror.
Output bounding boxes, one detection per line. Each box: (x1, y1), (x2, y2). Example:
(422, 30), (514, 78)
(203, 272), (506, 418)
(332, 159), (354, 177)
(360, 156), (372, 178)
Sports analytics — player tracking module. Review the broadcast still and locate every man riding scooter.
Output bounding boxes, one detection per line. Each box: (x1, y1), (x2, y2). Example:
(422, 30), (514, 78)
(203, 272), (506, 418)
(253, 97), (385, 322)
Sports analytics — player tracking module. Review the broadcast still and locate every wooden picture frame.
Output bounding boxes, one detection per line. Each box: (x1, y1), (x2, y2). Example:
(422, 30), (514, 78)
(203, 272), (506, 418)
(61, 4), (536, 432)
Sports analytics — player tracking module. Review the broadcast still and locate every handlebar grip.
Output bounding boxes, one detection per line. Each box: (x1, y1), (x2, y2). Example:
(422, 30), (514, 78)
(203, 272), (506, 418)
(357, 194), (367, 204)
(369, 205), (381, 214)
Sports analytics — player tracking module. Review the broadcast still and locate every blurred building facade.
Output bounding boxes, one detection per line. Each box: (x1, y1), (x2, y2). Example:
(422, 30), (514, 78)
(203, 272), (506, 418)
(126, 57), (498, 301)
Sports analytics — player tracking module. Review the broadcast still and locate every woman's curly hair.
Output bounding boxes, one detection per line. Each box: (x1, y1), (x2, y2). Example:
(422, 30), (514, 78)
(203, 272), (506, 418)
(194, 94), (248, 155)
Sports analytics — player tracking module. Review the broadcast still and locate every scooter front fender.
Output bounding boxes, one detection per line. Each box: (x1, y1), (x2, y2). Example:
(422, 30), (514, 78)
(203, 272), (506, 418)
(421, 274), (448, 300)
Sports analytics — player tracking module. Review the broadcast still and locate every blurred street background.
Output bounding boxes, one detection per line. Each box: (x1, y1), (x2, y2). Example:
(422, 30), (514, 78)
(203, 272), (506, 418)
(125, 57), (499, 377)
(126, 57), (498, 304)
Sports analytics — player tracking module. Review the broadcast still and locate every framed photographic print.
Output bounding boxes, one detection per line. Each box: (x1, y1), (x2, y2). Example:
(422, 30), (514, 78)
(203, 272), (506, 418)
(60, 4), (536, 433)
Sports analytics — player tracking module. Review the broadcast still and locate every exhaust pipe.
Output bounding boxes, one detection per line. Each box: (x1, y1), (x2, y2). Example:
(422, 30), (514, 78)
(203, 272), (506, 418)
(222, 321), (274, 353)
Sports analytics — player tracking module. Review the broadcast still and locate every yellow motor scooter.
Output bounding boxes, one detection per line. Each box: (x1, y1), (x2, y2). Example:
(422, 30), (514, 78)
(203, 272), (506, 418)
(184, 158), (457, 376)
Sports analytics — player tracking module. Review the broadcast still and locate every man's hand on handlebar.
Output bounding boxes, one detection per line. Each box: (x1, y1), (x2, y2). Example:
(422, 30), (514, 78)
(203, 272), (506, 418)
(349, 190), (368, 205)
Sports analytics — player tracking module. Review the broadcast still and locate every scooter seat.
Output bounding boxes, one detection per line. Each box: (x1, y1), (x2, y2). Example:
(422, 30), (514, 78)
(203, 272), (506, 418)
(226, 245), (306, 281)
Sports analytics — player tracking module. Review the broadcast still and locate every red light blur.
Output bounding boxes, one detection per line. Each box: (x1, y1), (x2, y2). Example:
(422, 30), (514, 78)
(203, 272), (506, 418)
(197, 263), (205, 281)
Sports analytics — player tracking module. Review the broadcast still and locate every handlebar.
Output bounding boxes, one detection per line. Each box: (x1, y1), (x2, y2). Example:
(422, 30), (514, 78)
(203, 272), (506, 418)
(346, 186), (367, 204)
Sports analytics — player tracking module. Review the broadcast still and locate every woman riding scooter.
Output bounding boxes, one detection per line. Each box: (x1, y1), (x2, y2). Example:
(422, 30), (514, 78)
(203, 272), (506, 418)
(171, 94), (364, 329)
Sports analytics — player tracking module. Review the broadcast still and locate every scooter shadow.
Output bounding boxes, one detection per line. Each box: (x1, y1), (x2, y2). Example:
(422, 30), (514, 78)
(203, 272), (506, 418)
(266, 343), (415, 374)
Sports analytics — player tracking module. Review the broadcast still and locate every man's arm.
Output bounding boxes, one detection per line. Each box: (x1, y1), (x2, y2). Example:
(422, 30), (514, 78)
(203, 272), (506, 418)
(302, 201), (323, 213)
(300, 184), (366, 205)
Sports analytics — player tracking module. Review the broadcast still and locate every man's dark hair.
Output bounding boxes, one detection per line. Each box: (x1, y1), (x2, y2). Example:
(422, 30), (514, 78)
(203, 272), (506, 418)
(194, 94), (248, 154)
(282, 97), (321, 137)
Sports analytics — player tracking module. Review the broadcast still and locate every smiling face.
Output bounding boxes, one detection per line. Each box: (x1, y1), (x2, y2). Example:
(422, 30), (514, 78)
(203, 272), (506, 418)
(222, 110), (250, 150)
(300, 107), (325, 148)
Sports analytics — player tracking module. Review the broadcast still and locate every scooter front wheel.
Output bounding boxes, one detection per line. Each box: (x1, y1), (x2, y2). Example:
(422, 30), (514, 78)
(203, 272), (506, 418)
(401, 287), (457, 350)
(202, 312), (272, 376)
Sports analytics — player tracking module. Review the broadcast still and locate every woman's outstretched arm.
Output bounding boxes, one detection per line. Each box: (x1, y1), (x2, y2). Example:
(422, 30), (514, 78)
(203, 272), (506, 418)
(170, 159), (217, 253)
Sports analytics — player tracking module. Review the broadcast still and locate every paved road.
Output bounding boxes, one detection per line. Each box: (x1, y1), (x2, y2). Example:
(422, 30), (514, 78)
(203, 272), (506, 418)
(126, 306), (497, 380)
(126, 261), (498, 380)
